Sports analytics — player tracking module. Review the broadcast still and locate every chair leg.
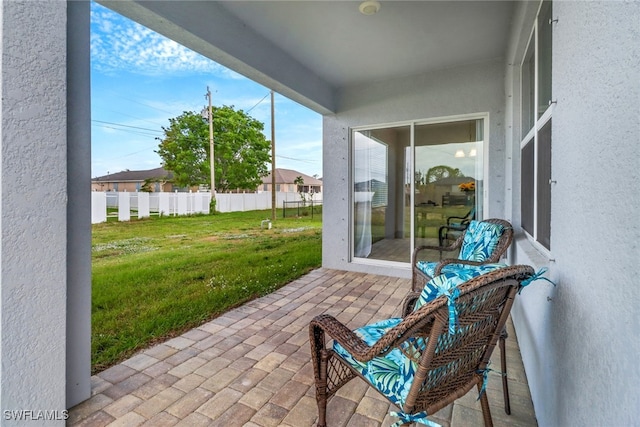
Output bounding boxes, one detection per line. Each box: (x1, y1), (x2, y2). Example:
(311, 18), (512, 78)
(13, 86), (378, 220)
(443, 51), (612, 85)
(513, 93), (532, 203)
(315, 350), (329, 427)
(499, 327), (511, 415)
(477, 381), (494, 427)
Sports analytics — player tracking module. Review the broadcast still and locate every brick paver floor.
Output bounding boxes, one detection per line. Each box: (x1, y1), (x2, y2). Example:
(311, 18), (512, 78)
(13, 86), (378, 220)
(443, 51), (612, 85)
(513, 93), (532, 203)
(69, 268), (537, 427)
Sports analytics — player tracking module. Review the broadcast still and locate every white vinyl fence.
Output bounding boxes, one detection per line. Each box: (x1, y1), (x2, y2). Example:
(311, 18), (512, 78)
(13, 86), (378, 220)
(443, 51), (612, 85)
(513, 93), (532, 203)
(91, 191), (322, 224)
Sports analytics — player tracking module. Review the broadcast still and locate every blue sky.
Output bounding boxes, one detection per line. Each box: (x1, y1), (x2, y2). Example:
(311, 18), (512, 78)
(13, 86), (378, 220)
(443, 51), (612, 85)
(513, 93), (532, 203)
(90, 2), (323, 180)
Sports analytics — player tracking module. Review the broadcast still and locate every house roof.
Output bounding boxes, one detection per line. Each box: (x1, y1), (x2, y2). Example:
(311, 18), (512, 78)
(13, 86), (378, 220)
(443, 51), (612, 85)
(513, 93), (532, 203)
(93, 167), (172, 182)
(434, 176), (476, 186)
(261, 168), (322, 186)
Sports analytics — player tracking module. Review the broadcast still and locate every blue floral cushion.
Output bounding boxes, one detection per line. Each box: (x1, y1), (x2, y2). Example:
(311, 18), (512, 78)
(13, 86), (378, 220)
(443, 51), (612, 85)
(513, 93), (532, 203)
(459, 220), (505, 262)
(416, 260), (496, 278)
(332, 318), (418, 407)
(413, 263), (507, 311)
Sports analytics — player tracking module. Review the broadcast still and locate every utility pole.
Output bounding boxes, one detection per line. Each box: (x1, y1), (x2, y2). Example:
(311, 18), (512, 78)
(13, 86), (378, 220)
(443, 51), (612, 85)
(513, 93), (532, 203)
(270, 90), (276, 221)
(205, 87), (215, 202)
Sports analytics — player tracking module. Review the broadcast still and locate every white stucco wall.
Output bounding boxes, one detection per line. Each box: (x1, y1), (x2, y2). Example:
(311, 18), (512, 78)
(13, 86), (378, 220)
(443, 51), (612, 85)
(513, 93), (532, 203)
(323, 60), (507, 276)
(1, 1), (68, 424)
(507, 2), (640, 425)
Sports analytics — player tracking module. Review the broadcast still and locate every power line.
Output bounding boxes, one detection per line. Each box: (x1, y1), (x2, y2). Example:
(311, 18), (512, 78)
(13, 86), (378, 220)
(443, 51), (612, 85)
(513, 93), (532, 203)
(246, 92), (270, 114)
(92, 124), (160, 139)
(113, 94), (177, 115)
(92, 119), (163, 134)
(275, 154), (318, 164)
(103, 144), (159, 160)
(93, 107), (168, 128)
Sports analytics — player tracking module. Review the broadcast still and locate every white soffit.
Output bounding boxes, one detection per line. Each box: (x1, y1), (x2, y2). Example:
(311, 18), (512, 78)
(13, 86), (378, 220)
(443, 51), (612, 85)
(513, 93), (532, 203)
(218, 1), (514, 87)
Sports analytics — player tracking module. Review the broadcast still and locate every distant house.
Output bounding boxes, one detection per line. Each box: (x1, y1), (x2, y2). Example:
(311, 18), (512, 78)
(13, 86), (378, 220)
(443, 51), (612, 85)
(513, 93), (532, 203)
(260, 168), (322, 194)
(91, 167), (175, 192)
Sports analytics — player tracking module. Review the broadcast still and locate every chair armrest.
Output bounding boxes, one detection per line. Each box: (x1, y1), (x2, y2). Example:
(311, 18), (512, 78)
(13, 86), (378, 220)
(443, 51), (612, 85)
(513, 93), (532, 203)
(446, 215), (468, 226)
(442, 223), (468, 231)
(401, 291), (421, 317)
(310, 314), (372, 361)
(433, 259), (483, 276)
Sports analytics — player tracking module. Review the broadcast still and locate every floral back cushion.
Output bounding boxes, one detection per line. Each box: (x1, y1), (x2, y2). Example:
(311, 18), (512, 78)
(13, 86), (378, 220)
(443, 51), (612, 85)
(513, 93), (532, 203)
(459, 220), (505, 262)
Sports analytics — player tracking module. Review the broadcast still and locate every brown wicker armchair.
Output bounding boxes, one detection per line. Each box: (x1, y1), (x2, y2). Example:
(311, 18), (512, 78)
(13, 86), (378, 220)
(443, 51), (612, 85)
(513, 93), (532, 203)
(412, 218), (514, 293)
(438, 206), (475, 246)
(309, 265), (535, 427)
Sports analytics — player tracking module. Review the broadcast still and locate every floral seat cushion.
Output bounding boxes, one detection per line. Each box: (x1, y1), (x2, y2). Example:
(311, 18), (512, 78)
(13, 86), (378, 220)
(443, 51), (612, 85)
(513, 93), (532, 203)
(333, 317), (417, 407)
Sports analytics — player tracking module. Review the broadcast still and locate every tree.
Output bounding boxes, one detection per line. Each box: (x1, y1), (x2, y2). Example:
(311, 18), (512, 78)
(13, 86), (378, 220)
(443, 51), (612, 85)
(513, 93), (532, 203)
(294, 176), (306, 204)
(156, 107), (271, 192)
(425, 165), (464, 183)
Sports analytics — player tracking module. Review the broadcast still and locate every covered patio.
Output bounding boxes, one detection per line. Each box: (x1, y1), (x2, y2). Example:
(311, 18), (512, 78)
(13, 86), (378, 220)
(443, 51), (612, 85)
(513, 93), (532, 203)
(69, 269), (536, 426)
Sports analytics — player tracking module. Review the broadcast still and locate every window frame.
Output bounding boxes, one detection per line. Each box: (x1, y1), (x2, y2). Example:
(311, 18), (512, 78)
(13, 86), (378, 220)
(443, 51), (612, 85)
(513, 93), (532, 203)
(520, 0), (553, 251)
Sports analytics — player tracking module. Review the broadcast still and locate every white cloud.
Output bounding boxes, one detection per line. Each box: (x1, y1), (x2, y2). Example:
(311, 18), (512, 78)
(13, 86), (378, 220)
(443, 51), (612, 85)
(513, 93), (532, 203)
(91, 3), (236, 77)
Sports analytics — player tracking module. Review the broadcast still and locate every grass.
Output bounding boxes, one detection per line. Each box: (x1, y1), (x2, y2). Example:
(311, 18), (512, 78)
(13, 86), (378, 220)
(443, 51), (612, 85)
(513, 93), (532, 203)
(92, 209), (322, 373)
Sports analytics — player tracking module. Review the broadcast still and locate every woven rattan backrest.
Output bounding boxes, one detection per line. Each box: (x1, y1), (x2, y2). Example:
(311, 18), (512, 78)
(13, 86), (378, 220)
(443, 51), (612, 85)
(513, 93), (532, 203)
(403, 274), (520, 414)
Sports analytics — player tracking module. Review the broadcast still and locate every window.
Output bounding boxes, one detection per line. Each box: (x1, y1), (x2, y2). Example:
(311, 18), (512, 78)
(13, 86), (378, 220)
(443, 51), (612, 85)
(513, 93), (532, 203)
(520, 0), (553, 250)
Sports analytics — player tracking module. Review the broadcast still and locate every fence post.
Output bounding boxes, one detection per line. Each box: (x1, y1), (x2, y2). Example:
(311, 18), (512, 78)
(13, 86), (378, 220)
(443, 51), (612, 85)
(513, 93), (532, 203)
(138, 192), (150, 219)
(158, 192), (170, 216)
(118, 192), (131, 221)
(91, 192), (107, 224)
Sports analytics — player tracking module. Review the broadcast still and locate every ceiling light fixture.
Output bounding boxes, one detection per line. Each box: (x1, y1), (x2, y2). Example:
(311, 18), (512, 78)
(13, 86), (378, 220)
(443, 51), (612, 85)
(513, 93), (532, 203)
(455, 149), (465, 158)
(359, 0), (381, 16)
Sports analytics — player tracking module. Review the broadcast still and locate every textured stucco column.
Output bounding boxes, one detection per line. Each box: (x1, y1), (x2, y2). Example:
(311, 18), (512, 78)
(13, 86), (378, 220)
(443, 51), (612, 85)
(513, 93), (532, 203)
(0, 1), (90, 423)
(66, 0), (92, 409)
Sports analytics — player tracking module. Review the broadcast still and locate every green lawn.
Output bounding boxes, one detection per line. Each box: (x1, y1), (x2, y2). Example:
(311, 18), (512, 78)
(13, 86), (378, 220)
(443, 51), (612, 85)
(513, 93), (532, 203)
(92, 209), (322, 373)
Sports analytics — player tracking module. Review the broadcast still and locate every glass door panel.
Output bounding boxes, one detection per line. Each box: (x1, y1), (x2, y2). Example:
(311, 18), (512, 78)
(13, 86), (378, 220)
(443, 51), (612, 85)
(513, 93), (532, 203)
(353, 126), (410, 262)
(413, 119), (484, 262)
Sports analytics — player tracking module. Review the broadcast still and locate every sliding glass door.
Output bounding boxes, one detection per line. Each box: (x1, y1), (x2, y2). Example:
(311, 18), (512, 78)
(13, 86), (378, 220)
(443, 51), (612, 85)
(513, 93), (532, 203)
(352, 117), (485, 264)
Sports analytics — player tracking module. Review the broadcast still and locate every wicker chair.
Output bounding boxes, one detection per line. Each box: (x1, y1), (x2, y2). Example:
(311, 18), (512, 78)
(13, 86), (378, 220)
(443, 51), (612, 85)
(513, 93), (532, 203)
(438, 206), (476, 246)
(411, 219), (515, 414)
(309, 265), (534, 427)
(412, 219), (514, 293)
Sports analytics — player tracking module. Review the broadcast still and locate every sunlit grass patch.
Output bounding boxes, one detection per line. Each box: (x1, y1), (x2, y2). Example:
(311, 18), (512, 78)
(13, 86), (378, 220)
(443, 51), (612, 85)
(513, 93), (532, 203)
(92, 209), (322, 373)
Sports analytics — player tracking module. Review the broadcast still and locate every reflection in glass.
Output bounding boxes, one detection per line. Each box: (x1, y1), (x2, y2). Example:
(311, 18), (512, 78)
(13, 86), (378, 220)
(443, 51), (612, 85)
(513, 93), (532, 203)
(413, 120), (483, 261)
(352, 119), (484, 265)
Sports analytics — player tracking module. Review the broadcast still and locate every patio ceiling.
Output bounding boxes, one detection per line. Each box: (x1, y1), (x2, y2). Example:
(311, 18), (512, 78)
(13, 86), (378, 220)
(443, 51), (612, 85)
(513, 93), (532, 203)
(99, 1), (515, 113)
